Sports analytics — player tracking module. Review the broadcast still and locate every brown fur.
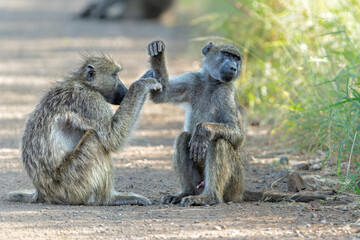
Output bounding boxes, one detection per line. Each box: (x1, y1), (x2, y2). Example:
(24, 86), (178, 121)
(8, 54), (161, 205)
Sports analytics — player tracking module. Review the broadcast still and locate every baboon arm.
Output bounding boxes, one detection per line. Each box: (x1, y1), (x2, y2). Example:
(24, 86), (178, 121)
(100, 79), (155, 152)
(197, 122), (244, 149)
(151, 73), (193, 104)
(147, 41), (193, 104)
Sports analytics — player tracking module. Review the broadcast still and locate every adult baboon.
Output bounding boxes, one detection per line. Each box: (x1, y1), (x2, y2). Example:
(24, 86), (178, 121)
(146, 40), (326, 205)
(8, 54), (161, 205)
(80, 0), (174, 19)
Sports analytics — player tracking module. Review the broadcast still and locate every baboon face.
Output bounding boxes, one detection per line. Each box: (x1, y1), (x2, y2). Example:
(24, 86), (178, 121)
(202, 42), (242, 83)
(84, 57), (128, 105)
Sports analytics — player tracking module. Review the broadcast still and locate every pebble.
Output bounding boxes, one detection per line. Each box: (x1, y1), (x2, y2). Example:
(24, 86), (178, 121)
(287, 173), (306, 192)
(309, 158), (321, 164)
(311, 164), (322, 171)
(296, 163), (310, 170)
(213, 226), (221, 230)
(280, 156), (289, 165)
(125, 184), (134, 189)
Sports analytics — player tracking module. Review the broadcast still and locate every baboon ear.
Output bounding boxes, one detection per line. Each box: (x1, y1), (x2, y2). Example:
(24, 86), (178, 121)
(85, 64), (95, 82)
(202, 42), (213, 56)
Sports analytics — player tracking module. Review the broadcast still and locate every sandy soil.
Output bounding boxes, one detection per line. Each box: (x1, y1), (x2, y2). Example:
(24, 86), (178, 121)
(0, 1), (359, 239)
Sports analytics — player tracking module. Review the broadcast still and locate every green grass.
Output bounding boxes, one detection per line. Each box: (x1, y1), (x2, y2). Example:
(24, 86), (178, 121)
(180, 0), (360, 193)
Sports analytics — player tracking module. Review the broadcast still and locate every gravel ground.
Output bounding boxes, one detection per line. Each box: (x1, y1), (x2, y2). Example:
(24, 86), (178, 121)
(0, 1), (359, 239)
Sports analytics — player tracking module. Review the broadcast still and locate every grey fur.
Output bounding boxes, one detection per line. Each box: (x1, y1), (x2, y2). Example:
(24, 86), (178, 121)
(146, 40), (246, 206)
(147, 40), (326, 205)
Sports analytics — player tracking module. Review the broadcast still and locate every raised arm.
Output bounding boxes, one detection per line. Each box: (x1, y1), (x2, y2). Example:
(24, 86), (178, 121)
(146, 40), (193, 104)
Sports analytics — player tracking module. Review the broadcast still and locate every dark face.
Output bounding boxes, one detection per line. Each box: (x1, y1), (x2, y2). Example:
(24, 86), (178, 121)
(106, 74), (128, 105)
(202, 42), (242, 83)
(85, 64), (128, 105)
(218, 51), (241, 82)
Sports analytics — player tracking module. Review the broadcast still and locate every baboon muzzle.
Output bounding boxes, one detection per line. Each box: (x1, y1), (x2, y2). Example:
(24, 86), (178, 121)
(110, 82), (128, 105)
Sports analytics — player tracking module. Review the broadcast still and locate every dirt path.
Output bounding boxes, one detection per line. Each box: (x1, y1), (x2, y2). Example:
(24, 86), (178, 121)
(0, 1), (359, 239)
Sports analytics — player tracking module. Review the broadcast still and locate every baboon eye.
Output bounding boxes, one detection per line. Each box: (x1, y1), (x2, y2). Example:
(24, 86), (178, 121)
(112, 73), (119, 80)
(85, 64), (95, 82)
(223, 52), (230, 57)
(234, 56), (240, 61)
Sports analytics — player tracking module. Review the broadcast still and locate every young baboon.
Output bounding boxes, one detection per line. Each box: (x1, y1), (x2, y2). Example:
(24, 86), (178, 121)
(146, 40), (326, 205)
(8, 54), (161, 205)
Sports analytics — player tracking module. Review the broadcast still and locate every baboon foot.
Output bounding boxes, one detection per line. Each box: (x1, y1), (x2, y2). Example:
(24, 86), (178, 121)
(180, 194), (218, 206)
(161, 194), (187, 204)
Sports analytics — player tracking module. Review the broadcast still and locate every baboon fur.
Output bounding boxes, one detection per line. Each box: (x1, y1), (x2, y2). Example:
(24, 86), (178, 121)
(145, 40), (326, 205)
(8, 54), (161, 205)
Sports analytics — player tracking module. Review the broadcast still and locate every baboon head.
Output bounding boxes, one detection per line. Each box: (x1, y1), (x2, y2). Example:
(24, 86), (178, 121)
(201, 42), (242, 83)
(79, 55), (128, 105)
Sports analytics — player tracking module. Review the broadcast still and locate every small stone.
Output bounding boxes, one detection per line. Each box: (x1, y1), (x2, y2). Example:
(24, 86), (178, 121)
(287, 173), (306, 192)
(309, 158), (321, 164)
(296, 163), (310, 170)
(125, 184), (134, 189)
(213, 226), (221, 230)
(280, 156), (289, 165)
(311, 164), (321, 171)
(226, 201), (233, 205)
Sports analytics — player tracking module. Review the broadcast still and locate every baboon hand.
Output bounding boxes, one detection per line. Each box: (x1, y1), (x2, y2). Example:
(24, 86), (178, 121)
(147, 40), (165, 56)
(189, 124), (212, 162)
(137, 78), (162, 92)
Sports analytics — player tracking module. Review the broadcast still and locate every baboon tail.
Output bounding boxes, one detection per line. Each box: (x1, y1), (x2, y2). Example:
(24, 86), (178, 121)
(243, 190), (326, 203)
(7, 189), (38, 203)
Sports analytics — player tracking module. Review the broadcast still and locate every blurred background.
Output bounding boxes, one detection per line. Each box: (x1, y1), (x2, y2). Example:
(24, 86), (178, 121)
(1, 0), (360, 193)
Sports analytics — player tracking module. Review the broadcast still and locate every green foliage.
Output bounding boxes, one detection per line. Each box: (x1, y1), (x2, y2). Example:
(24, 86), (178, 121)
(182, 0), (360, 192)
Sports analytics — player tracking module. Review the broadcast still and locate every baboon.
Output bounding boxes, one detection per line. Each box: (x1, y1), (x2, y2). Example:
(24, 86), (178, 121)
(145, 40), (326, 205)
(80, 0), (174, 19)
(8, 54), (161, 205)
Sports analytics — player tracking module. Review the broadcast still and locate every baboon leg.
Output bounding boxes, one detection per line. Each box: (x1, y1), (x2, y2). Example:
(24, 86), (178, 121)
(162, 131), (203, 204)
(54, 130), (150, 205)
(180, 139), (241, 206)
(223, 149), (246, 203)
